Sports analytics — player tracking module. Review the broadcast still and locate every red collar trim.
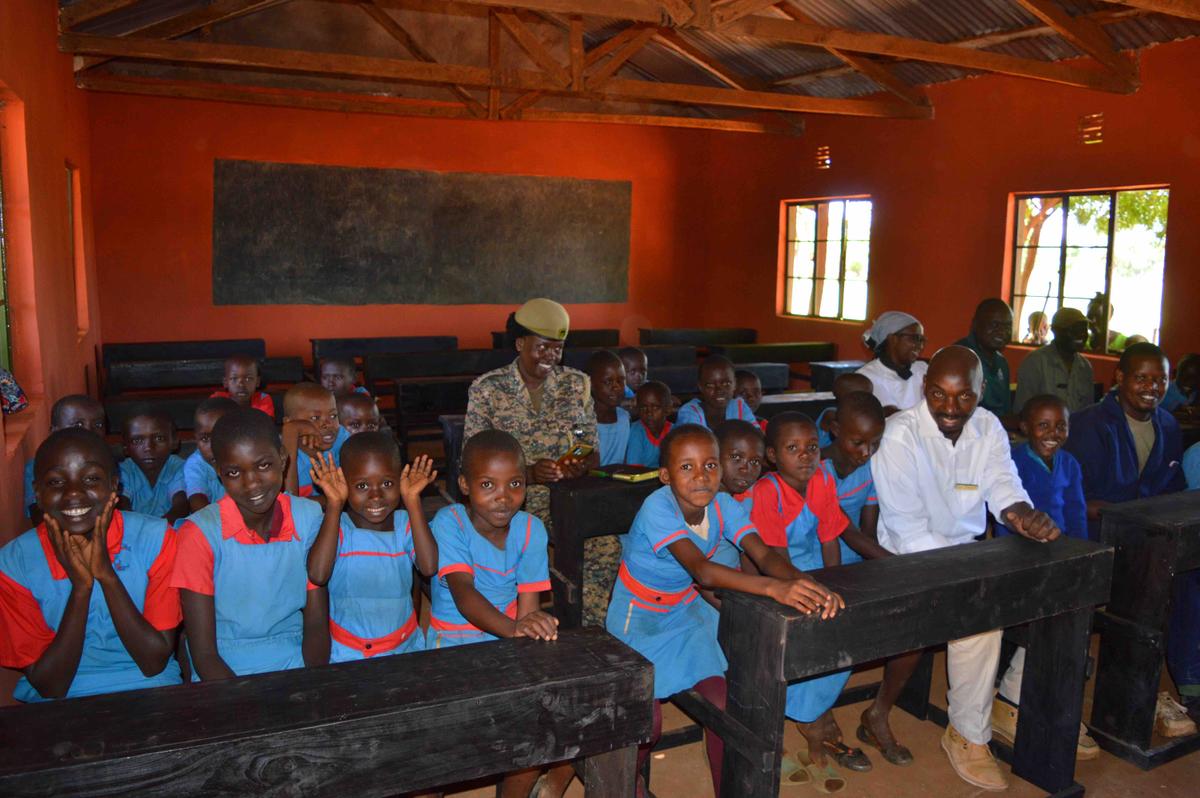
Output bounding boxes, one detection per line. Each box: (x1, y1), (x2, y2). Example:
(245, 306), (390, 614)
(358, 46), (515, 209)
(644, 420), (672, 447)
(217, 494), (293, 543)
(38, 510), (126, 581)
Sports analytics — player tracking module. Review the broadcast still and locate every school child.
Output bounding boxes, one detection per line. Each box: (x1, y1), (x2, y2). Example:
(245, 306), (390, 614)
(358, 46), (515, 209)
(716, 419), (764, 504)
(184, 397), (240, 513)
(337, 392), (382, 436)
(991, 394), (1100, 757)
(816, 372), (874, 448)
(24, 394), (107, 524)
(587, 350), (631, 465)
(282, 382), (350, 498)
(734, 369), (769, 434)
(1185, 441), (1200, 490)
(819, 391), (885, 566)
(751, 412), (889, 785)
(0, 429), (182, 701)
(625, 381), (672, 468)
(677, 355), (756, 430)
(171, 408), (331, 678)
(1163, 353), (1199, 414)
(211, 354), (275, 418)
(609, 423), (843, 797)
(306, 433), (437, 662)
(319, 357), (370, 398)
(119, 408), (189, 524)
(618, 346), (648, 401)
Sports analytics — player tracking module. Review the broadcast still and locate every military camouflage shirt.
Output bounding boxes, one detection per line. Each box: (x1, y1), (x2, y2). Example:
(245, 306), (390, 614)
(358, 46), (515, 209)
(464, 359), (597, 520)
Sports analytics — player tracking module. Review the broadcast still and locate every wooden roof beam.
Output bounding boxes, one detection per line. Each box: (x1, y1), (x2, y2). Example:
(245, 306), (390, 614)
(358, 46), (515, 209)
(652, 28), (755, 89)
(585, 26), (656, 88)
(712, 0), (782, 28)
(495, 10), (572, 85)
(60, 32), (932, 117)
(59, 0), (142, 29)
(727, 15), (1136, 93)
(1096, 0), (1200, 22)
(1016, 0), (1138, 88)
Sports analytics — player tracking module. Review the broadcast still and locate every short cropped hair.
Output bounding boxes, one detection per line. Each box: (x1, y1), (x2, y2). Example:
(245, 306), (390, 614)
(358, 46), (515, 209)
(585, 349), (623, 375)
(660, 423), (717, 468)
(283, 382), (333, 417)
(698, 354), (734, 378)
(121, 405), (174, 437)
(636, 380), (671, 404)
(765, 411), (816, 449)
(35, 428), (116, 480)
(1119, 341), (1167, 372)
(715, 419), (764, 450)
(195, 396), (241, 418)
(835, 391), (885, 427)
(1020, 393), (1069, 423)
(618, 346), (647, 362)
(50, 395), (103, 428)
(734, 369), (761, 386)
(340, 430), (401, 469)
(973, 298), (1011, 319)
(211, 407), (281, 461)
(461, 429), (526, 476)
(320, 357), (356, 374)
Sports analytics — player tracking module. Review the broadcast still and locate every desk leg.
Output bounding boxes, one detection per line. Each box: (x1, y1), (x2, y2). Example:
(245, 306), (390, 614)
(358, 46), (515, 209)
(720, 601), (788, 798)
(1012, 607), (1091, 794)
(550, 498), (585, 629)
(580, 746), (637, 798)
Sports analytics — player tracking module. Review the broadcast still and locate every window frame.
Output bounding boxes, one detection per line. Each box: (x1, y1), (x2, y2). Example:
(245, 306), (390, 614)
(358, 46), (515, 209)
(778, 195), (872, 323)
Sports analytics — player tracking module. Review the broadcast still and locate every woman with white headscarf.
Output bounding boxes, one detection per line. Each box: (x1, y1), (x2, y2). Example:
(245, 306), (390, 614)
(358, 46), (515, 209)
(856, 311), (928, 414)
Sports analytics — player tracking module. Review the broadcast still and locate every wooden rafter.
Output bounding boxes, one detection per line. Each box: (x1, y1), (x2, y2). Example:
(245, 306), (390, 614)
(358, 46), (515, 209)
(711, 0), (781, 28)
(358, 1), (488, 117)
(488, 10), (502, 118)
(656, 0), (694, 26)
(585, 26), (656, 88)
(1096, 0), (1200, 22)
(568, 15), (584, 89)
(59, 0), (142, 29)
(494, 10), (572, 85)
(653, 28), (755, 90)
(584, 25), (648, 67)
(775, 4), (928, 106)
(726, 15), (1135, 93)
(60, 33), (932, 117)
(1016, 0), (1138, 87)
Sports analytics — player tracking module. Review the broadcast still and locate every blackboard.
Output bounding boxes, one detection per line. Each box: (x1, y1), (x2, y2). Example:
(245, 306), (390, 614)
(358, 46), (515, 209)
(211, 159), (631, 306)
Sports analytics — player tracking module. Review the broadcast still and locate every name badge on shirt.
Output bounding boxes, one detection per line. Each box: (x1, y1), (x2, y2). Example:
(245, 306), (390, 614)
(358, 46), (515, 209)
(954, 483), (979, 491)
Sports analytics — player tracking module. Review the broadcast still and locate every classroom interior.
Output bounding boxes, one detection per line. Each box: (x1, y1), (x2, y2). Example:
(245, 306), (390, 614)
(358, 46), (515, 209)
(4, 1), (1200, 795)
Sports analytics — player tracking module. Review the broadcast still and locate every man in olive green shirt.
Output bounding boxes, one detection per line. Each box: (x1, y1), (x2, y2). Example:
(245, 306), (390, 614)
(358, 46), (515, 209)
(1014, 307), (1095, 413)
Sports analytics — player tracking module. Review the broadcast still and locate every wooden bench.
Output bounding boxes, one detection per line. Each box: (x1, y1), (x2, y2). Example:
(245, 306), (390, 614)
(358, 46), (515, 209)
(560, 345), (698, 371)
(105, 395), (267, 433)
(709, 342), (837, 368)
(639, 328), (757, 347)
(807, 360), (866, 391)
(492, 329), (620, 349)
(105, 357), (304, 395)
(101, 339), (266, 368)
(438, 413), (466, 502)
(650, 363), (789, 398)
(0, 628), (652, 798)
(703, 537), (1112, 797)
(1090, 492), (1200, 768)
(755, 391), (837, 420)
(311, 336), (458, 366)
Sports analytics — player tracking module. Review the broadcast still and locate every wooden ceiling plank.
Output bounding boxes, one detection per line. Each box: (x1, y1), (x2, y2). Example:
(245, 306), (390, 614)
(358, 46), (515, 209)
(62, 32), (932, 117)
(60, 0), (143, 29)
(568, 15), (584, 89)
(585, 26), (656, 88)
(652, 28), (753, 89)
(441, 0), (661, 23)
(494, 10), (572, 85)
(520, 108), (799, 134)
(359, 1), (487, 117)
(657, 0), (695, 26)
(712, 0), (781, 28)
(1016, 0), (1138, 85)
(1095, 0), (1200, 22)
(727, 15), (1135, 93)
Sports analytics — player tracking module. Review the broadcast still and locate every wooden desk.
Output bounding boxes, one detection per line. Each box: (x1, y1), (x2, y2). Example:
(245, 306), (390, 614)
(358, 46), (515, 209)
(1091, 492), (1200, 768)
(755, 391), (836, 419)
(549, 476), (659, 628)
(705, 537), (1113, 798)
(807, 360), (866, 391)
(0, 629), (653, 798)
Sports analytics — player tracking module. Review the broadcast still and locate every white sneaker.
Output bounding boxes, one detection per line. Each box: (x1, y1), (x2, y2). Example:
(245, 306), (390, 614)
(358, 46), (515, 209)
(1155, 692), (1198, 738)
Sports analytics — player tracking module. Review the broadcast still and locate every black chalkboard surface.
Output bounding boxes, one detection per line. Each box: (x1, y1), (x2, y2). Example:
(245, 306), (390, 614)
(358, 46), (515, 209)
(212, 159), (631, 306)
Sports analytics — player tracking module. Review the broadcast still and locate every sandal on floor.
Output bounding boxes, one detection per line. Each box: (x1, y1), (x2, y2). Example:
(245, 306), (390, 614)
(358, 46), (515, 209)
(820, 739), (872, 773)
(801, 756), (846, 794)
(855, 714), (914, 767)
(779, 753), (813, 787)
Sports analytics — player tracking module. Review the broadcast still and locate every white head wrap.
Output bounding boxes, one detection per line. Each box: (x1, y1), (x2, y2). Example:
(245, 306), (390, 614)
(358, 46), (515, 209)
(863, 311), (921, 351)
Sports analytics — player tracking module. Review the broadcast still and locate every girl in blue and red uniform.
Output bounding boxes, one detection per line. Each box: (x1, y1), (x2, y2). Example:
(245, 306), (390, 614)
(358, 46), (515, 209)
(171, 408), (332, 679)
(608, 423), (843, 798)
(0, 429), (182, 701)
(626, 381), (672, 468)
(305, 432), (437, 662)
(752, 412), (891, 787)
(676, 356), (757, 430)
(119, 408), (190, 524)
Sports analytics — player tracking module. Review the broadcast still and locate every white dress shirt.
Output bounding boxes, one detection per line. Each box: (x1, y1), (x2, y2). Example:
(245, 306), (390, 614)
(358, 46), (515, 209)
(856, 359), (929, 412)
(873, 402), (1030, 554)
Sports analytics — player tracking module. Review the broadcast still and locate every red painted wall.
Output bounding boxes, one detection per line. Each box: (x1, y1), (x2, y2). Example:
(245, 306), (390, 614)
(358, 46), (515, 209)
(87, 96), (743, 356)
(0, 0), (102, 534)
(688, 38), (1200, 385)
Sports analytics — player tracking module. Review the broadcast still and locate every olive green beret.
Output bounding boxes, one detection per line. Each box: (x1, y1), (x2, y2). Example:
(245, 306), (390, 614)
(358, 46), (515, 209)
(514, 298), (570, 341)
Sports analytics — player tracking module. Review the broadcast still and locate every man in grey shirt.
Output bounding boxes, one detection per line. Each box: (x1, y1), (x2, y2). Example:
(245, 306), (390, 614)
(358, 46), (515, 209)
(1015, 307), (1094, 413)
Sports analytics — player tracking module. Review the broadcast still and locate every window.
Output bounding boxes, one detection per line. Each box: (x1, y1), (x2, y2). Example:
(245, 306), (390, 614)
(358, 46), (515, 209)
(781, 197), (871, 321)
(1010, 188), (1169, 353)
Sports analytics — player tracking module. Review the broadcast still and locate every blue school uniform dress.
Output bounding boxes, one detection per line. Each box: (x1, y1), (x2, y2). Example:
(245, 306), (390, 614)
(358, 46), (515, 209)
(1184, 442), (1200, 490)
(1065, 392), (1196, 693)
(328, 512), (425, 662)
(295, 426), (351, 498)
(0, 511), (182, 702)
(998, 444), (1088, 539)
(427, 504), (550, 649)
(607, 487), (756, 699)
(815, 407), (835, 449)
(817, 459), (877, 565)
(171, 493), (323, 677)
(751, 472), (850, 722)
(624, 384), (635, 400)
(119, 455), (186, 517)
(1162, 381), (1196, 413)
(676, 398), (756, 429)
(183, 450), (225, 503)
(22, 459), (35, 513)
(626, 420), (671, 468)
(598, 407), (632, 466)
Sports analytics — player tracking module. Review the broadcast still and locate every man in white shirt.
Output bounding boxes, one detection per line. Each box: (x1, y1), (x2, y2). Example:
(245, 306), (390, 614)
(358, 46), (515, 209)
(871, 346), (1059, 791)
